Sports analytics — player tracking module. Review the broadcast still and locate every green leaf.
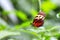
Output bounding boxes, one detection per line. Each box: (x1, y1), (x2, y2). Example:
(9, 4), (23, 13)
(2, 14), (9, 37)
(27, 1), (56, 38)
(15, 21), (31, 29)
(42, 1), (56, 13)
(16, 11), (28, 21)
(30, 9), (38, 17)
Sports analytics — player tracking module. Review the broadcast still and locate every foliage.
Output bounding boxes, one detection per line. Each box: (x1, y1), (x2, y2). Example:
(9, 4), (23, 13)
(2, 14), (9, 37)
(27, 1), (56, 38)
(0, 0), (60, 40)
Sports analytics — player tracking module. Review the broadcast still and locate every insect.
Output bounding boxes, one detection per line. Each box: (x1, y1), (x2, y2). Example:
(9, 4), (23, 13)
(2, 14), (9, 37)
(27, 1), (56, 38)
(32, 11), (46, 27)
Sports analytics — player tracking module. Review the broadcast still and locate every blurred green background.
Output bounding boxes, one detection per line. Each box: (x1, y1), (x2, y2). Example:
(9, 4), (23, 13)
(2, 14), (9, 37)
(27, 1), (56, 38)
(0, 0), (60, 40)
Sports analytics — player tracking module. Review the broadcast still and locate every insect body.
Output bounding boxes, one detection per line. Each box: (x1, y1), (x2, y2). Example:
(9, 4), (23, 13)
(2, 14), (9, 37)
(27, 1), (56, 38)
(33, 11), (46, 27)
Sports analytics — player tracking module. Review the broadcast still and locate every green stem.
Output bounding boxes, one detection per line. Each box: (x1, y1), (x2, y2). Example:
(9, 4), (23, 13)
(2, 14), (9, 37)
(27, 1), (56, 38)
(38, 0), (41, 12)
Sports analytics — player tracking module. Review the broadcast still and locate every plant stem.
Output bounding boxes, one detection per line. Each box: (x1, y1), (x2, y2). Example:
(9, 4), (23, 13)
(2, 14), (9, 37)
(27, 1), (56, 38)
(38, 0), (41, 12)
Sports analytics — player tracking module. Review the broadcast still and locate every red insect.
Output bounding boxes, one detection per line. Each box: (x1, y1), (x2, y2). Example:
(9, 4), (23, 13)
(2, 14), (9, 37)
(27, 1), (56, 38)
(33, 11), (46, 27)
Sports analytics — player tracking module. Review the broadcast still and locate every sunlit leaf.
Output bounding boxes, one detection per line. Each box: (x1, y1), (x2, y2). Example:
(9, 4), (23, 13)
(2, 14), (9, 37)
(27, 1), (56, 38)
(16, 11), (28, 21)
(56, 12), (60, 18)
(42, 1), (56, 13)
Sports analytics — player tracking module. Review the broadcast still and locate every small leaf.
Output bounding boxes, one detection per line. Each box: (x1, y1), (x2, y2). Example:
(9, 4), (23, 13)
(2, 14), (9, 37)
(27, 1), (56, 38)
(56, 12), (60, 18)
